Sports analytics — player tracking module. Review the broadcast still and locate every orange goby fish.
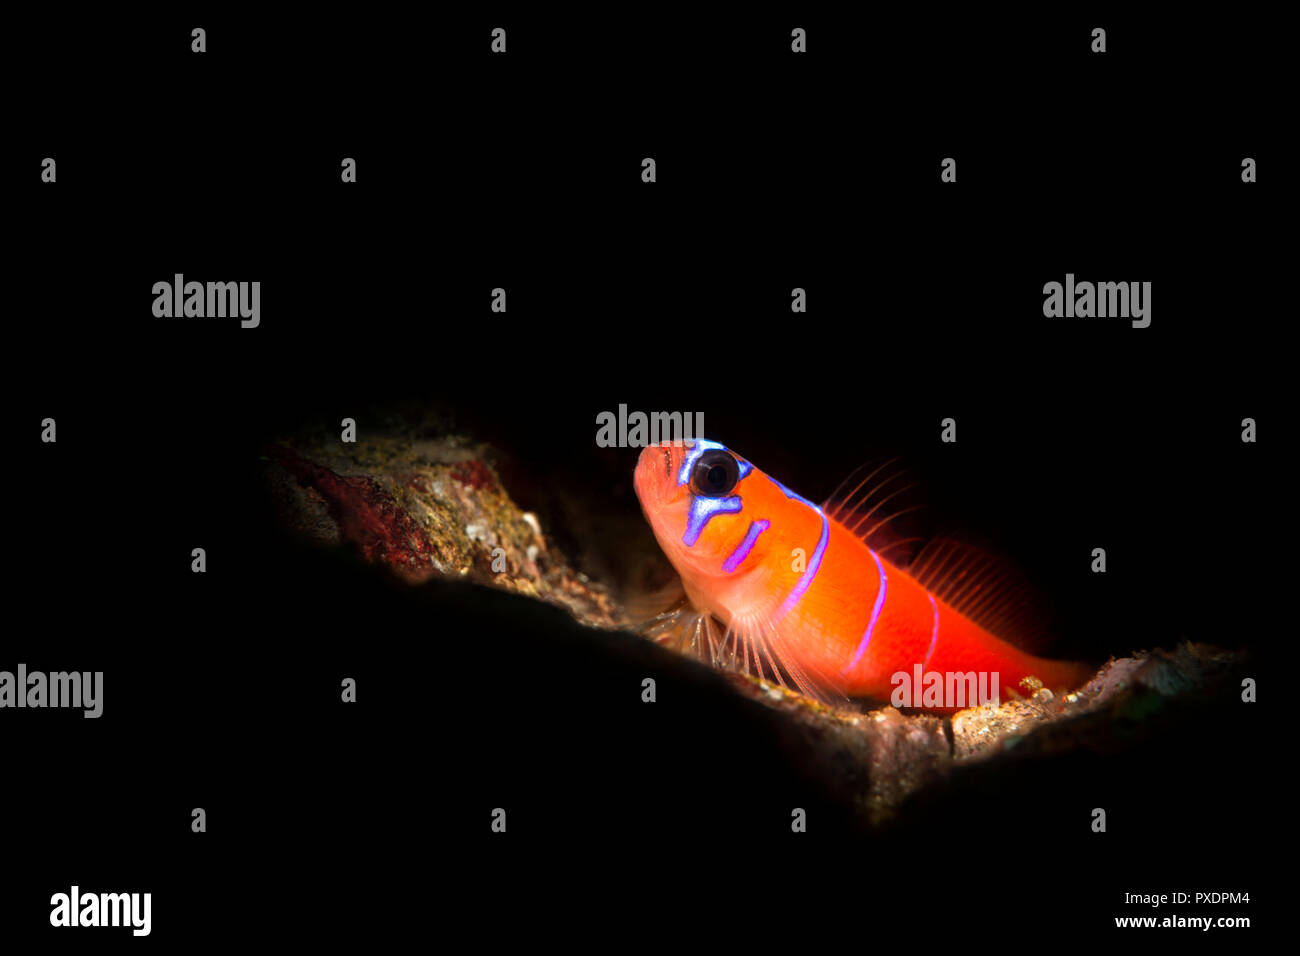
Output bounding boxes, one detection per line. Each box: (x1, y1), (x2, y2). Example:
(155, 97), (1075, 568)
(634, 439), (1092, 712)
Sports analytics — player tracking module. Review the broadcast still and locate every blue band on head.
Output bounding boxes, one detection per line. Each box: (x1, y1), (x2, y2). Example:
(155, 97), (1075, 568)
(678, 439), (752, 487)
(722, 518), (770, 573)
(683, 494), (743, 546)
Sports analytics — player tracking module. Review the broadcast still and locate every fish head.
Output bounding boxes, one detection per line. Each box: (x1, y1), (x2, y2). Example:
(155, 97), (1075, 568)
(634, 439), (775, 585)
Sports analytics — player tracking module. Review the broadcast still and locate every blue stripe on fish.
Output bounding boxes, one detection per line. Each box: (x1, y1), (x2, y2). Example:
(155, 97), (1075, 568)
(843, 547), (888, 672)
(722, 518), (770, 573)
(922, 591), (940, 669)
(768, 475), (829, 616)
(683, 494), (743, 547)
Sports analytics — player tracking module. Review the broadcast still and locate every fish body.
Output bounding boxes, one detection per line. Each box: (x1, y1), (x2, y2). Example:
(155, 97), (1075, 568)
(634, 439), (1091, 710)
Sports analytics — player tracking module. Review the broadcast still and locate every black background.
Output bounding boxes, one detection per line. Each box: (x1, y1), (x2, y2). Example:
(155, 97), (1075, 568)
(5, 7), (1282, 946)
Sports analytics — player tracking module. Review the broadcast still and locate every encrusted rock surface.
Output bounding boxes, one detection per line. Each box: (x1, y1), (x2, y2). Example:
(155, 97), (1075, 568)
(725, 642), (1244, 824)
(264, 433), (622, 629)
(266, 427), (1246, 826)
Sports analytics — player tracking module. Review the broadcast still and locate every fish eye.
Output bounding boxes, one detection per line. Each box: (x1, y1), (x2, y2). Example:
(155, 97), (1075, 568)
(691, 449), (741, 498)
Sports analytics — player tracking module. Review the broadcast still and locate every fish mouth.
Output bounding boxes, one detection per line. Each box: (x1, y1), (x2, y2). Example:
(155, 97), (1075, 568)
(634, 441), (688, 510)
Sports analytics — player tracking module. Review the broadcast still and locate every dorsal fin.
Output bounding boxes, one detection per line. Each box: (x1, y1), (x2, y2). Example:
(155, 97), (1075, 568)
(822, 458), (929, 567)
(907, 537), (1054, 653)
